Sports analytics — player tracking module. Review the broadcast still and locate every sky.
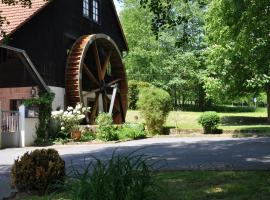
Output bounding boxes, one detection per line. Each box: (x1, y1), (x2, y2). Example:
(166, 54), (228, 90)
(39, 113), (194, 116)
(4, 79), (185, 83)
(113, 0), (123, 14)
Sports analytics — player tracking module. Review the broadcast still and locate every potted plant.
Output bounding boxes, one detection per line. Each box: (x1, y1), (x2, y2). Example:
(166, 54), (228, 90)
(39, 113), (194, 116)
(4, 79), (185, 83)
(52, 103), (90, 140)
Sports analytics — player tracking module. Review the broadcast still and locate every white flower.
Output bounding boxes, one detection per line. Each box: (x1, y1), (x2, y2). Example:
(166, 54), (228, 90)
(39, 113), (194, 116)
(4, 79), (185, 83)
(61, 127), (65, 131)
(75, 103), (82, 110)
(67, 106), (73, 111)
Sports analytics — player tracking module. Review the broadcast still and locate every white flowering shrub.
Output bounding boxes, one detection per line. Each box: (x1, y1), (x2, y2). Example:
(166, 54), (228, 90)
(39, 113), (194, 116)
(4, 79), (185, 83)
(51, 103), (90, 135)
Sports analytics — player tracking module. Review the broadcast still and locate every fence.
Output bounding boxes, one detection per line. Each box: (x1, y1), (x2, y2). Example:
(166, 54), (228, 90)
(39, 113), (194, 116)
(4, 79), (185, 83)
(0, 110), (19, 133)
(0, 105), (39, 148)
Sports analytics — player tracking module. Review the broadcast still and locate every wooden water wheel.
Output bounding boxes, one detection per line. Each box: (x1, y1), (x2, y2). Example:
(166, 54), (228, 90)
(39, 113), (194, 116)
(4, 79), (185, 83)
(65, 34), (128, 124)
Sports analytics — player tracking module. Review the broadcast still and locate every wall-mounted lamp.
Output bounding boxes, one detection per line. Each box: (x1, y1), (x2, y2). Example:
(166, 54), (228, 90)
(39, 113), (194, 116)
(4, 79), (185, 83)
(31, 87), (38, 98)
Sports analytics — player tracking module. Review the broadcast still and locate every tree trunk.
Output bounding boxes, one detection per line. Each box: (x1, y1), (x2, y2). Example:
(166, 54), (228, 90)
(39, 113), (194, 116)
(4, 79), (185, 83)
(267, 87), (270, 123)
(174, 87), (177, 108)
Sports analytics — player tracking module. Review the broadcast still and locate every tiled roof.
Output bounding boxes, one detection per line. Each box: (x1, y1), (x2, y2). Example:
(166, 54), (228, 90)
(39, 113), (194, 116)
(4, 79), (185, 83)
(0, 0), (50, 40)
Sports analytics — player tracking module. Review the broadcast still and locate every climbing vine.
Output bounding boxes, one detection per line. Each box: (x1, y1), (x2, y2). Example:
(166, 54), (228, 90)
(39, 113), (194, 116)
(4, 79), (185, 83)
(24, 92), (55, 142)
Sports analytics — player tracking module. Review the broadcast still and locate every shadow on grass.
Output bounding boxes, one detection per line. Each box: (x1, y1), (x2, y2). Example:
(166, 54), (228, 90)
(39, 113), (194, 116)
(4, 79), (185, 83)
(221, 116), (268, 126)
(232, 126), (270, 138)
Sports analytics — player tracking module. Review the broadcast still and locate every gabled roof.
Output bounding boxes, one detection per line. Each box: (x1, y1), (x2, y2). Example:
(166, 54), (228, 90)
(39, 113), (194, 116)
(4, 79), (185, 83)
(0, 0), (50, 40)
(0, 0), (128, 51)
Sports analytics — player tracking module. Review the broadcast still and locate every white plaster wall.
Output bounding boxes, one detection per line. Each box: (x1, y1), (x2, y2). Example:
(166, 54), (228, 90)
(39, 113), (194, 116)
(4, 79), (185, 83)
(49, 86), (65, 110)
(24, 118), (38, 146)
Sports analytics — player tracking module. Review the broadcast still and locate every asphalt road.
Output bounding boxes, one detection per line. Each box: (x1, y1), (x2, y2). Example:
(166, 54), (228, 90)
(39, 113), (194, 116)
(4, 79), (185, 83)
(1, 137), (270, 199)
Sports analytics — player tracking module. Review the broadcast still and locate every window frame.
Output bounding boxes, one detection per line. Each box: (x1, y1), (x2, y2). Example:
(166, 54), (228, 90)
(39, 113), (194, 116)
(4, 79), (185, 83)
(92, 0), (101, 25)
(83, 0), (90, 18)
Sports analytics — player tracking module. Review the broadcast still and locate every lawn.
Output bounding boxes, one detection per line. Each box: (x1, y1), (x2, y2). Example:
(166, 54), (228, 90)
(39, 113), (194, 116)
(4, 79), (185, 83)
(126, 108), (270, 135)
(156, 171), (270, 200)
(22, 171), (270, 200)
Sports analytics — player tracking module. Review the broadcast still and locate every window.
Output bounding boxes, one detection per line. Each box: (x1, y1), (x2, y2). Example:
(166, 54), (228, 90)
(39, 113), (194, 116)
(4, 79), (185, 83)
(92, 0), (100, 23)
(83, 0), (89, 18)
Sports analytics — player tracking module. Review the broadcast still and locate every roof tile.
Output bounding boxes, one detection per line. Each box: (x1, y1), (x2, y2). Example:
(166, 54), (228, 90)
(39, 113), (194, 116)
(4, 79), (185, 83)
(0, 0), (49, 40)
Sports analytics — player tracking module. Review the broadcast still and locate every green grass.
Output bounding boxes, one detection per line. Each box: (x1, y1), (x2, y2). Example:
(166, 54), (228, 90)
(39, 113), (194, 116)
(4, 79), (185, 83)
(126, 109), (270, 136)
(156, 171), (270, 200)
(22, 171), (270, 200)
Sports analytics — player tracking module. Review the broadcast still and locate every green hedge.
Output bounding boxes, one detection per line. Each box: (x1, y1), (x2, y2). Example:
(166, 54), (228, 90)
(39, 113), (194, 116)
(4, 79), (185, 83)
(180, 104), (256, 113)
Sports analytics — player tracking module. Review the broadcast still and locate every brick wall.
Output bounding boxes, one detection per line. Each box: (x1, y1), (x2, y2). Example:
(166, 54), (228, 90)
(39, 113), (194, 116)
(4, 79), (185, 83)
(0, 87), (32, 110)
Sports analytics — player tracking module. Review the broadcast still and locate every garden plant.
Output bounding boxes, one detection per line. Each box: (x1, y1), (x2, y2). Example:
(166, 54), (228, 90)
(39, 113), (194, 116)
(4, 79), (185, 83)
(137, 87), (171, 134)
(198, 111), (221, 134)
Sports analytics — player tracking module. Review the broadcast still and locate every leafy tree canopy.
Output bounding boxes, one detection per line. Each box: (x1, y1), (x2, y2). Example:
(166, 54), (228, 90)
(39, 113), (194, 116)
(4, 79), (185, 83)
(205, 0), (270, 118)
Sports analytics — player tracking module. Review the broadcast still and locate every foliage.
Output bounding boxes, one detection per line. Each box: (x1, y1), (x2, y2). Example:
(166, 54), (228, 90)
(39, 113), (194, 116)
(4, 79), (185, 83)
(128, 80), (152, 109)
(95, 113), (118, 141)
(51, 103), (90, 136)
(205, 0), (270, 118)
(198, 111), (220, 134)
(117, 123), (147, 140)
(121, 0), (207, 109)
(24, 92), (55, 142)
(80, 130), (95, 142)
(11, 149), (65, 195)
(138, 0), (207, 45)
(180, 104), (256, 113)
(137, 87), (171, 134)
(58, 151), (158, 200)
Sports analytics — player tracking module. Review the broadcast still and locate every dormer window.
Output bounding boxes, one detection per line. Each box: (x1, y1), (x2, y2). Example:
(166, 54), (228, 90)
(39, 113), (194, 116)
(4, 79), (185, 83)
(83, 0), (89, 18)
(92, 0), (100, 23)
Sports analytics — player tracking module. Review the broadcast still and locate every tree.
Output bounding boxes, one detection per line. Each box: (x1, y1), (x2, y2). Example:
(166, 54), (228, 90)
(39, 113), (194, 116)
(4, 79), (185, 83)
(120, 0), (206, 109)
(138, 0), (207, 45)
(205, 0), (270, 120)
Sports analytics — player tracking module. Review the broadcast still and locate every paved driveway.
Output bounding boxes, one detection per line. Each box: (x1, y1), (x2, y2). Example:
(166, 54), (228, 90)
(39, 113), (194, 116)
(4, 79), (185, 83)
(1, 137), (270, 199)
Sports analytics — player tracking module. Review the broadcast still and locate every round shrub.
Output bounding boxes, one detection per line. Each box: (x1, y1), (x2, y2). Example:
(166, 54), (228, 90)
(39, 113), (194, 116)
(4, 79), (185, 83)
(95, 113), (118, 141)
(128, 80), (152, 110)
(11, 148), (65, 195)
(137, 87), (171, 134)
(198, 111), (220, 134)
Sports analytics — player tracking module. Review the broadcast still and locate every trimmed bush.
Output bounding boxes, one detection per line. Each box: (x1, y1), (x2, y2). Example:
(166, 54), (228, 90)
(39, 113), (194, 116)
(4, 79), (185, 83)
(59, 151), (158, 200)
(11, 149), (65, 195)
(117, 123), (147, 140)
(128, 80), (152, 110)
(95, 113), (118, 141)
(137, 87), (171, 134)
(80, 130), (95, 142)
(198, 111), (220, 134)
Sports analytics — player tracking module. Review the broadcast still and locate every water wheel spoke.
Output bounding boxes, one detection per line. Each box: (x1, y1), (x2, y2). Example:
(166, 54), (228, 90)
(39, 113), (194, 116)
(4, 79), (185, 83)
(92, 42), (103, 81)
(103, 94), (108, 112)
(102, 50), (112, 79)
(98, 93), (104, 113)
(117, 92), (125, 123)
(107, 78), (122, 87)
(90, 94), (99, 122)
(83, 63), (99, 86)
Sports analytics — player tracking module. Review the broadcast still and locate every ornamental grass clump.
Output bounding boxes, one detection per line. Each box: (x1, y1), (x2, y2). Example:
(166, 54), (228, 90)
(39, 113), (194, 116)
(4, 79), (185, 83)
(11, 149), (65, 195)
(51, 103), (90, 136)
(58, 151), (158, 200)
(137, 87), (171, 135)
(198, 111), (220, 134)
